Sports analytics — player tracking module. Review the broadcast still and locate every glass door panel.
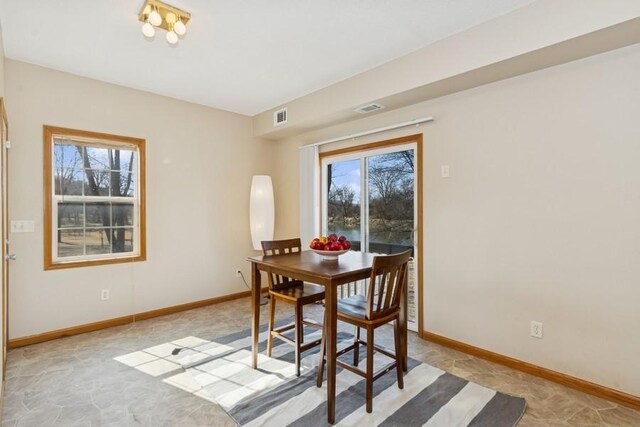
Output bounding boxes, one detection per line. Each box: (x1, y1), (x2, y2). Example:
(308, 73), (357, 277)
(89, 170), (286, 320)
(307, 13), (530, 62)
(326, 159), (361, 251)
(366, 150), (415, 255)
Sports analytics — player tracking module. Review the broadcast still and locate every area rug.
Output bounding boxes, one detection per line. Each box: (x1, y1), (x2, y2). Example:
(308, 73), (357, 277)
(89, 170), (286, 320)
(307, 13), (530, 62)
(170, 322), (527, 426)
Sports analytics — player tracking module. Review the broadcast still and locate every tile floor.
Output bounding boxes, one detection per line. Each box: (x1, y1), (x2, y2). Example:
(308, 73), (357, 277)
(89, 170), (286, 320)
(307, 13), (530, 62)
(2, 297), (640, 426)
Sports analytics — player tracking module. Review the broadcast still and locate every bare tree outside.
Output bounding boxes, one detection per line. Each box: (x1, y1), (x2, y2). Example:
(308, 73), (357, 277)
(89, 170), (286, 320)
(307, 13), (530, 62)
(328, 184), (358, 223)
(368, 150), (414, 251)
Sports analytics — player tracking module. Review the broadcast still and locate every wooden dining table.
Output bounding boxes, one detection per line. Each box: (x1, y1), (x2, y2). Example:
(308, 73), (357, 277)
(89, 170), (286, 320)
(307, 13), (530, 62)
(247, 250), (408, 424)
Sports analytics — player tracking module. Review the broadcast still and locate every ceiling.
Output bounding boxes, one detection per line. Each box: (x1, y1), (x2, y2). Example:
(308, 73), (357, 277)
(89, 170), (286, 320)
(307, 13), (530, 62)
(0, 0), (535, 116)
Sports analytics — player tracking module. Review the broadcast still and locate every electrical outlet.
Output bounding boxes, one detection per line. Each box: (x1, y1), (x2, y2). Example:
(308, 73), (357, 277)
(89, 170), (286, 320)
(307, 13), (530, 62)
(441, 165), (450, 178)
(235, 269), (242, 278)
(530, 321), (543, 338)
(100, 289), (110, 301)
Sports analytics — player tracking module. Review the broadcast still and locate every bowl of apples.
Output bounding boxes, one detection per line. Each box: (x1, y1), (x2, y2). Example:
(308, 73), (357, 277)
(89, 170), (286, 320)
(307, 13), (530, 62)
(309, 233), (352, 260)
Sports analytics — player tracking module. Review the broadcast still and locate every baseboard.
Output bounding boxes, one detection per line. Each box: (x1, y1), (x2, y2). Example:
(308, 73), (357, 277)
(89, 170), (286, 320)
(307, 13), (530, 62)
(422, 331), (640, 411)
(134, 290), (252, 321)
(8, 288), (266, 349)
(9, 316), (133, 348)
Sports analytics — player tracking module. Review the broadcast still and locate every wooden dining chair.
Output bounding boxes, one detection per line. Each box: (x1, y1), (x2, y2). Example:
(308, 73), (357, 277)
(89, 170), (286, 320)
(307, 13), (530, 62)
(316, 249), (412, 413)
(261, 238), (325, 376)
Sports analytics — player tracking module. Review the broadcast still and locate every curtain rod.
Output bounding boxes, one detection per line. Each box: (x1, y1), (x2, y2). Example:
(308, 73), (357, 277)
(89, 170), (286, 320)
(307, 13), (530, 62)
(300, 117), (434, 149)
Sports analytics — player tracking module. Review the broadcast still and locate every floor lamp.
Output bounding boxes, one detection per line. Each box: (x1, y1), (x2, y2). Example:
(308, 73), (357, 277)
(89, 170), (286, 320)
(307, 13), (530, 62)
(250, 175), (274, 304)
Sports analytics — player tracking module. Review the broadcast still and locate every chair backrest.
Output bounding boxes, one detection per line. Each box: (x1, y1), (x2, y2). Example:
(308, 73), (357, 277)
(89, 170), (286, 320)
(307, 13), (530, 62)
(366, 250), (412, 320)
(261, 238), (303, 290)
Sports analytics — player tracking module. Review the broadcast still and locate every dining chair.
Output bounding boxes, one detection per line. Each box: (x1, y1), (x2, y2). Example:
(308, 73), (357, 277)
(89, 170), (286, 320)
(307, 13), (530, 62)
(261, 238), (325, 376)
(316, 249), (412, 413)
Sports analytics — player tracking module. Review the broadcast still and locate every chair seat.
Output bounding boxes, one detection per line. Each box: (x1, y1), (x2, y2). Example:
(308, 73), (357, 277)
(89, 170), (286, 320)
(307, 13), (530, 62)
(337, 294), (368, 319)
(270, 282), (325, 304)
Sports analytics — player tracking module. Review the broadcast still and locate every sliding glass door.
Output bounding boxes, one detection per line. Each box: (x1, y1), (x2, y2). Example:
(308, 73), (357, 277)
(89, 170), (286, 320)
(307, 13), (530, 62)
(321, 141), (419, 331)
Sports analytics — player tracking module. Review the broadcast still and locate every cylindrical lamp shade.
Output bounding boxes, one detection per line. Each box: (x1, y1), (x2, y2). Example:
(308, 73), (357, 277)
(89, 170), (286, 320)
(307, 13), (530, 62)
(250, 175), (275, 250)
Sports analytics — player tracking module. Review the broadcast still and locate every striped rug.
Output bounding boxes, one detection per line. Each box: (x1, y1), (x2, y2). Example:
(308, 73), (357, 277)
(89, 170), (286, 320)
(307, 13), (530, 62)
(174, 322), (526, 426)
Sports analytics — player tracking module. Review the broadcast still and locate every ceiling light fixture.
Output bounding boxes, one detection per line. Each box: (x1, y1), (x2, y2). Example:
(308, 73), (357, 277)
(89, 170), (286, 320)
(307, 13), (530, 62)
(174, 18), (186, 36)
(138, 0), (191, 45)
(141, 20), (155, 38)
(166, 27), (179, 45)
(148, 7), (162, 27)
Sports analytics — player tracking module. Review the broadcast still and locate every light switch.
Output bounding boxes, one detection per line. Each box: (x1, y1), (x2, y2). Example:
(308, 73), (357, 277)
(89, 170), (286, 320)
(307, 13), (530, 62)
(10, 220), (35, 233)
(441, 165), (450, 178)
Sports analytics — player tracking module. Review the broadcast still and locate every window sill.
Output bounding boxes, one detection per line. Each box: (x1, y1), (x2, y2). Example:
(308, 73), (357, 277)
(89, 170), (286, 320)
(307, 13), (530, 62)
(44, 253), (146, 270)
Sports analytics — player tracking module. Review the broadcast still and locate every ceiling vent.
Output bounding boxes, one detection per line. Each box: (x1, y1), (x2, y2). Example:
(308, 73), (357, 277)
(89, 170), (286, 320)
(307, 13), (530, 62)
(273, 107), (287, 126)
(354, 103), (384, 114)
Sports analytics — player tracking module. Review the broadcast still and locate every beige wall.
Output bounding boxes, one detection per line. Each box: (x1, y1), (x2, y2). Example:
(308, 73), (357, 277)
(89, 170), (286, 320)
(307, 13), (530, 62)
(5, 60), (273, 338)
(0, 22), (5, 393)
(271, 44), (640, 396)
(254, 0), (640, 138)
(0, 25), (4, 97)
(0, 26), (4, 97)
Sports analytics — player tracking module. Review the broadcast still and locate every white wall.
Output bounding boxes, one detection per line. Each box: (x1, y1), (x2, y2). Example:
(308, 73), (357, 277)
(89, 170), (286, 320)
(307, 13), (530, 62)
(5, 60), (273, 338)
(270, 44), (640, 396)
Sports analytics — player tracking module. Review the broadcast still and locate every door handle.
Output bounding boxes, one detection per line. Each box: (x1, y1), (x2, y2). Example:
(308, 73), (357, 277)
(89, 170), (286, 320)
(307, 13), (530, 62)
(5, 253), (16, 261)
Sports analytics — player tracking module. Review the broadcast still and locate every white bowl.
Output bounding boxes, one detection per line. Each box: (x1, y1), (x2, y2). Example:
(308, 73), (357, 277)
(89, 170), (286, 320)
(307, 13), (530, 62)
(311, 248), (349, 260)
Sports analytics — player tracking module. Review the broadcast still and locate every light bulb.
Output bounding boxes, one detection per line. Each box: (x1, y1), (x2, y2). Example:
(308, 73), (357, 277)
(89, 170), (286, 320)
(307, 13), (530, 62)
(166, 30), (178, 45)
(174, 19), (186, 36)
(149, 9), (162, 26)
(141, 22), (155, 38)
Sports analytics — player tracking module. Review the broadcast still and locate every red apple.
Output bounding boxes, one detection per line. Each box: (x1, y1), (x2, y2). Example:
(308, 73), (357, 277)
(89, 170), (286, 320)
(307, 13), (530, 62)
(329, 241), (342, 251)
(338, 235), (347, 243)
(309, 238), (320, 249)
(328, 233), (338, 242)
(342, 240), (352, 250)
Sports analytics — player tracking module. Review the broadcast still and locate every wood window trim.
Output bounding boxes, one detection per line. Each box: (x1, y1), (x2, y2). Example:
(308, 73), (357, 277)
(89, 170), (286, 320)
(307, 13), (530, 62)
(43, 125), (147, 270)
(319, 133), (424, 337)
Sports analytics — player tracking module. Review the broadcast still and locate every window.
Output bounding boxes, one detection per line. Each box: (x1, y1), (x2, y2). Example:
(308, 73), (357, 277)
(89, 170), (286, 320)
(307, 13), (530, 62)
(43, 126), (146, 270)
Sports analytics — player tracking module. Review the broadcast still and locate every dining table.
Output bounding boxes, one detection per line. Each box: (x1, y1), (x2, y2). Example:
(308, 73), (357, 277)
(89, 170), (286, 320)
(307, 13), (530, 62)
(247, 250), (408, 424)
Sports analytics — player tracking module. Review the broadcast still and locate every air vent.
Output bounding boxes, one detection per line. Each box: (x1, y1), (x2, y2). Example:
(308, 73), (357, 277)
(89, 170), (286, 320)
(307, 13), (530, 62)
(274, 108), (287, 126)
(354, 103), (384, 114)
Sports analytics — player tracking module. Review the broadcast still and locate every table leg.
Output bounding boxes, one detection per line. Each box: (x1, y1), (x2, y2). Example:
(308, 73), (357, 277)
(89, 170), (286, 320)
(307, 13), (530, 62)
(251, 261), (261, 369)
(325, 283), (337, 424)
